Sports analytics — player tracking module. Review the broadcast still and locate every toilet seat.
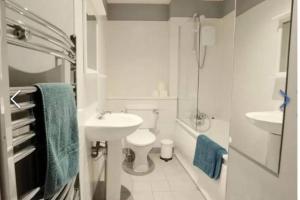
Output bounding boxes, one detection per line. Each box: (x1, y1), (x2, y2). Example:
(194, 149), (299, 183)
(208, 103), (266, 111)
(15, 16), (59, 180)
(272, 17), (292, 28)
(126, 129), (156, 146)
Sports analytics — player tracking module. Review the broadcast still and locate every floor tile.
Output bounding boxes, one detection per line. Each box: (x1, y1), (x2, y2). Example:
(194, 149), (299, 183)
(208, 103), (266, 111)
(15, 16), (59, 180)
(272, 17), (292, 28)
(150, 180), (170, 192)
(172, 190), (205, 200)
(168, 179), (198, 191)
(121, 154), (203, 200)
(121, 175), (133, 191)
(131, 169), (166, 181)
(132, 180), (152, 192)
(153, 192), (175, 200)
(132, 191), (154, 200)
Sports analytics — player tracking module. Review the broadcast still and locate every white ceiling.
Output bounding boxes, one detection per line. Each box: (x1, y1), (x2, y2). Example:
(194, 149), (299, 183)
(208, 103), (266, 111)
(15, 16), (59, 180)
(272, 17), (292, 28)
(107, 0), (172, 4)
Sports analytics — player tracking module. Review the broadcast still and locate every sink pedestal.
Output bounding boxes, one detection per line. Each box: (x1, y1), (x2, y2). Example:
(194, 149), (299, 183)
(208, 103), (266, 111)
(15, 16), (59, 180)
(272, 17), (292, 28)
(106, 140), (122, 200)
(85, 113), (143, 200)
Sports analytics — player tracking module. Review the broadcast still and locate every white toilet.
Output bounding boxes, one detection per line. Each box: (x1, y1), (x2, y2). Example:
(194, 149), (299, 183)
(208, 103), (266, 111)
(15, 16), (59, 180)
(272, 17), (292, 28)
(125, 104), (158, 173)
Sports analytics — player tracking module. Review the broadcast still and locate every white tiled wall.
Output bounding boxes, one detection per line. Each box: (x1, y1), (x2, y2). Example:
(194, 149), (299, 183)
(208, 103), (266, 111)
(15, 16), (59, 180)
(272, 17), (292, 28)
(104, 21), (170, 97)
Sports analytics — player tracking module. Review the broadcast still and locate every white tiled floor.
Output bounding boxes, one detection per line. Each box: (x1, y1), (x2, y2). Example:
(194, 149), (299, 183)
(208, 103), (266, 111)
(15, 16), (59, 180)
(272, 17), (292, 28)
(121, 153), (205, 200)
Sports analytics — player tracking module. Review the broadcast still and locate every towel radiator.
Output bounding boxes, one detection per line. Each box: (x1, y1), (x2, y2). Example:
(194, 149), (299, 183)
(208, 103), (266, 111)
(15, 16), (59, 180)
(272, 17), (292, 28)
(0, 0), (78, 199)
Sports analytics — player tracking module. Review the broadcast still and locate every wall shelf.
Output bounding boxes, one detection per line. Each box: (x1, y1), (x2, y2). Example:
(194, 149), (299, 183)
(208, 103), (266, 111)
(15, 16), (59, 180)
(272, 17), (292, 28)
(107, 96), (178, 100)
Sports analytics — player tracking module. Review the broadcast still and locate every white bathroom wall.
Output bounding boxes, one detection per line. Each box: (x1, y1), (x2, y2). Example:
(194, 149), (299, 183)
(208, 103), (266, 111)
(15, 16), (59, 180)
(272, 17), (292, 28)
(104, 20), (175, 145)
(104, 21), (170, 97)
(229, 0), (292, 165)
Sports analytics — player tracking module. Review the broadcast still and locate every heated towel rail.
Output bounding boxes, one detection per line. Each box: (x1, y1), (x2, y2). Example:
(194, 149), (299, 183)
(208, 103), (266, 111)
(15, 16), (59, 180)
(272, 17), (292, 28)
(0, 0), (78, 199)
(7, 85), (78, 200)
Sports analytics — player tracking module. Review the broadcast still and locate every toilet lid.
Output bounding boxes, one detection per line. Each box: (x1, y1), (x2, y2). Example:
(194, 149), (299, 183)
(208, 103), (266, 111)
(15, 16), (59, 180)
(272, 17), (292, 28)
(126, 129), (156, 146)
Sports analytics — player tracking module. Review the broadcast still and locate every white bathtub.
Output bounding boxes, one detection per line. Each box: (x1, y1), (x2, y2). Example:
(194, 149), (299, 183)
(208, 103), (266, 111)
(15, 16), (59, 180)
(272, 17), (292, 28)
(174, 119), (229, 200)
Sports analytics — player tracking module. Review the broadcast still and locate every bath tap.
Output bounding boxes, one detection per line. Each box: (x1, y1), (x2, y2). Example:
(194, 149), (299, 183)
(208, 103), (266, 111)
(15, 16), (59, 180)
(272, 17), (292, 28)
(97, 111), (112, 119)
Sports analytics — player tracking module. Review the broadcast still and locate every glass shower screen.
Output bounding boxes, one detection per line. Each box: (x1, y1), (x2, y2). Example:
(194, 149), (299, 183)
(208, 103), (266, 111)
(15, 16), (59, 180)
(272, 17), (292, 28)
(177, 21), (199, 130)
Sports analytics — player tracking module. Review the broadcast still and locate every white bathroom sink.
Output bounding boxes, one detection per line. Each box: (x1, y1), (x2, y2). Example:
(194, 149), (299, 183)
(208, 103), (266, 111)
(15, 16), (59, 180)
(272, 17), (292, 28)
(85, 113), (143, 141)
(245, 111), (283, 135)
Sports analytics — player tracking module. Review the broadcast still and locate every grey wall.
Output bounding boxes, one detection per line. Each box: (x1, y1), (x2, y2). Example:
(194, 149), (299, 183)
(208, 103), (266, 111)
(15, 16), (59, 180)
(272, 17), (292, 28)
(106, 0), (235, 21)
(107, 4), (169, 21)
(169, 0), (224, 18)
(236, 0), (265, 16)
(222, 0), (235, 16)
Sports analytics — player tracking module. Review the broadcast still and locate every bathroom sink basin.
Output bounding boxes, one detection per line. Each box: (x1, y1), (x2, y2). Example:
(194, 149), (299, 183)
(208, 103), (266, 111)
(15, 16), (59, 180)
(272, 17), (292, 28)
(245, 111), (283, 135)
(85, 113), (143, 141)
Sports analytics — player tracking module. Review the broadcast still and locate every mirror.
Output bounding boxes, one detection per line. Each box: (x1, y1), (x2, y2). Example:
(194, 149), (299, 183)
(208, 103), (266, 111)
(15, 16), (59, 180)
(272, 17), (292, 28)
(87, 15), (98, 71)
(85, 0), (105, 73)
(230, 0), (293, 174)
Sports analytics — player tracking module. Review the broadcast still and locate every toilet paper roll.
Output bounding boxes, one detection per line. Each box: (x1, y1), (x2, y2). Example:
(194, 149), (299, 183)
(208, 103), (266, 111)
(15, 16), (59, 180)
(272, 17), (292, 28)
(159, 90), (168, 97)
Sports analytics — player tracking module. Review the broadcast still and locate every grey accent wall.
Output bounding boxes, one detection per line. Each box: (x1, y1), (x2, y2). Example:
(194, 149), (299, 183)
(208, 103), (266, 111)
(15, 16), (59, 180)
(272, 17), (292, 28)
(169, 0), (224, 18)
(169, 0), (235, 18)
(106, 0), (236, 21)
(107, 4), (169, 21)
(87, 15), (96, 21)
(102, 0), (108, 12)
(222, 0), (235, 16)
(236, 0), (266, 16)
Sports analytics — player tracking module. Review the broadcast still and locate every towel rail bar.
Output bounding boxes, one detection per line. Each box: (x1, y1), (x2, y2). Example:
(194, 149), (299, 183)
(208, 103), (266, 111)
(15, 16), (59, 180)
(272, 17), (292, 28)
(5, 0), (74, 49)
(12, 125), (30, 138)
(9, 86), (37, 96)
(10, 102), (35, 113)
(12, 117), (35, 130)
(20, 187), (40, 200)
(12, 132), (35, 147)
(9, 86), (76, 96)
(14, 145), (36, 163)
(6, 18), (75, 56)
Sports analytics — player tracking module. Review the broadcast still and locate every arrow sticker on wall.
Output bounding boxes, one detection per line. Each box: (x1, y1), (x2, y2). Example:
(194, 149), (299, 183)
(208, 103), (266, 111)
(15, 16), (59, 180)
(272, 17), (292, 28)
(10, 90), (21, 109)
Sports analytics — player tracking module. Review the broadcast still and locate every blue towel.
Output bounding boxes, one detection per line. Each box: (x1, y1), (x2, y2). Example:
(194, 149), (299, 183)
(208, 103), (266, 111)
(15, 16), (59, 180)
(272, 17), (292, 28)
(193, 135), (227, 180)
(35, 83), (79, 199)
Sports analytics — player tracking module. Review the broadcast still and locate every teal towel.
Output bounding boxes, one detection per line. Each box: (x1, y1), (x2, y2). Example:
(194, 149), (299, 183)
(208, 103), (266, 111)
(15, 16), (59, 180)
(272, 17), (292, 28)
(35, 83), (79, 199)
(193, 135), (227, 180)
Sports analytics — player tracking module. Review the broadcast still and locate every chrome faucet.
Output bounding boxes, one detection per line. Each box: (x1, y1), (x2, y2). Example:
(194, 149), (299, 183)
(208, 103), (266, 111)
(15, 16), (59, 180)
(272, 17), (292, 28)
(98, 111), (112, 119)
